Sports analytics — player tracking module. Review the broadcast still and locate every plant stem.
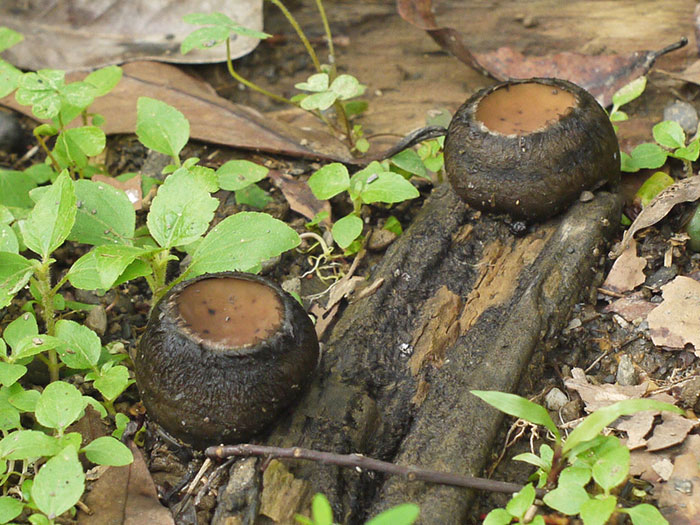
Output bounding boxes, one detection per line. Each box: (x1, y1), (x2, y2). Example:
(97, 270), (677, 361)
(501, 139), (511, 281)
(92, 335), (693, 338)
(225, 39), (292, 105)
(314, 0), (335, 73)
(34, 134), (62, 174)
(267, 0), (321, 72)
(149, 250), (172, 306)
(34, 261), (60, 382)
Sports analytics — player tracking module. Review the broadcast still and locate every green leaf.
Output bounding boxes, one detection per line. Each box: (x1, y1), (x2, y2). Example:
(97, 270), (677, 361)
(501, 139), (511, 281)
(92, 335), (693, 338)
(628, 143), (668, 170)
(310, 493), (333, 525)
(505, 484), (535, 519)
(365, 503), (420, 525)
(512, 452), (550, 470)
(591, 438), (629, 491)
(190, 165), (219, 192)
(28, 514), (51, 525)
(671, 139), (700, 162)
(24, 164), (56, 185)
(20, 171), (76, 260)
(687, 202), (700, 252)
(383, 216), (403, 236)
(112, 413), (129, 439)
(181, 26), (231, 54)
(69, 179), (135, 246)
(13, 334), (65, 361)
(0, 252), (33, 308)
(31, 446), (85, 519)
(217, 160), (269, 191)
(329, 74), (365, 100)
(0, 60), (22, 98)
(472, 391), (560, 440)
(391, 149), (427, 178)
(35, 382), (87, 431)
(612, 77), (646, 108)
(636, 172), (674, 208)
(187, 212), (300, 276)
(0, 362), (27, 387)
(558, 465), (591, 487)
(0, 430), (60, 460)
(579, 496), (616, 525)
(483, 508), (513, 525)
(8, 387), (40, 412)
(54, 320), (101, 369)
(620, 503), (669, 525)
(332, 214), (363, 249)
(147, 167), (218, 248)
(15, 70), (65, 120)
(3, 312), (38, 351)
(344, 100), (368, 117)
(235, 184), (271, 209)
(0, 170), (37, 208)
(181, 12), (270, 53)
(295, 73), (329, 93)
(563, 399), (683, 454)
(82, 436), (133, 466)
(620, 151), (638, 173)
(67, 245), (149, 290)
(300, 91), (337, 111)
(359, 172), (419, 204)
(609, 110), (628, 122)
(0, 495), (24, 523)
(93, 365), (131, 402)
(542, 484), (590, 515)
(653, 121), (685, 150)
(0, 27), (23, 53)
(308, 163), (350, 199)
(84, 65), (122, 97)
(136, 97), (190, 159)
(60, 81), (96, 110)
(52, 126), (106, 170)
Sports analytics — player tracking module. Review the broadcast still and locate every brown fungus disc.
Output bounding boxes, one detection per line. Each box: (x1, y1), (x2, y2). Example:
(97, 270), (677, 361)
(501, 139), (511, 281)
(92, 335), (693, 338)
(444, 78), (620, 221)
(134, 272), (319, 448)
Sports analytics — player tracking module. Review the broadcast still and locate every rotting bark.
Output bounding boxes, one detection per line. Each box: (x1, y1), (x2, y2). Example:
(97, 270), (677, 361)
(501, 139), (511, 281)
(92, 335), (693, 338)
(217, 183), (620, 524)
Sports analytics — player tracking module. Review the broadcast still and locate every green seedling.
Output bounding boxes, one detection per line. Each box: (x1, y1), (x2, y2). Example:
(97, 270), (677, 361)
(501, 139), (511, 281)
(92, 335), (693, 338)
(474, 391), (682, 525)
(295, 493), (419, 525)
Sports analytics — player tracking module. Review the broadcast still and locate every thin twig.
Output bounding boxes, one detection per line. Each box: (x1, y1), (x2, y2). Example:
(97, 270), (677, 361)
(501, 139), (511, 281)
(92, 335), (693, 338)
(205, 444), (545, 497)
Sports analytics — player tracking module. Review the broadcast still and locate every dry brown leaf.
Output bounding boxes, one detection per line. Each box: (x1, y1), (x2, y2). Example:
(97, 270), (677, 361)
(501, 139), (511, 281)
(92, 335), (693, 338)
(645, 413), (697, 452)
(92, 175), (143, 211)
(603, 291), (656, 323)
(616, 411), (655, 449)
(78, 442), (174, 525)
(648, 276), (700, 352)
(610, 177), (700, 258)
(601, 239), (646, 293)
(268, 170), (331, 223)
(396, 0), (687, 106)
(564, 367), (648, 412)
(0, 0), (262, 71)
(0, 61), (353, 162)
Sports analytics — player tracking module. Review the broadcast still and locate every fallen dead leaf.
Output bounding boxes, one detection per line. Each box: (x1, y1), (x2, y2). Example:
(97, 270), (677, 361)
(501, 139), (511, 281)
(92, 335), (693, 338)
(648, 276), (700, 353)
(78, 441), (174, 525)
(601, 239), (646, 294)
(396, 0), (688, 106)
(268, 170), (331, 223)
(0, 0), (263, 71)
(616, 411), (655, 449)
(645, 412), (698, 452)
(92, 175), (143, 211)
(603, 291), (656, 323)
(1, 61), (353, 163)
(564, 367), (648, 412)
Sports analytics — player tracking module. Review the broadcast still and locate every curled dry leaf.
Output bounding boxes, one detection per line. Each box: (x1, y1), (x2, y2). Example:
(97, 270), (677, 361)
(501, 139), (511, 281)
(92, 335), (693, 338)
(603, 291), (657, 323)
(0, 0), (263, 71)
(268, 170), (331, 223)
(645, 412), (697, 452)
(648, 275), (700, 353)
(610, 176), (700, 259)
(564, 367), (649, 413)
(601, 238), (646, 294)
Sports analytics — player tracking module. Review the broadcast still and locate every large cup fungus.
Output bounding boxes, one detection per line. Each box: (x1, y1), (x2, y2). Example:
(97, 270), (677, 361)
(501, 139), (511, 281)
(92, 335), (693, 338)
(444, 78), (620, 221)
(134, 272), (319, 448)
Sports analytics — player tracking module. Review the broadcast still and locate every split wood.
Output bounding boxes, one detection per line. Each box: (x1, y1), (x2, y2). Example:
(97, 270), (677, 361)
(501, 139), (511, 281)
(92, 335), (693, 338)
(206, 443), (546, 497)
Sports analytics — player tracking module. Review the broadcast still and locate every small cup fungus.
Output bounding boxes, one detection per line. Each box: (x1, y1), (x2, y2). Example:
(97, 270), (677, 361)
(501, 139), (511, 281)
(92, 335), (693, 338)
(444, 78), (620, 221)
(134, 272), (319, 448)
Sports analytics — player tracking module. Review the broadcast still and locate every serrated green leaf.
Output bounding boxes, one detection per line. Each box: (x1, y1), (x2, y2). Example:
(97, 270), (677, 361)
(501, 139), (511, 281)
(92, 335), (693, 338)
(147, 167), (218, 248)
(67, 245), (149, 290)
(15, 70), (65, 119)
(308, 163), (350, 199)
(187, 212), (300, 277)
(69, 179), (135, 246)
(0, 430), (60, 460)
(366, 503), (420, 525)
(82, 436), (133, 466)
(20, 172), (76, 259)
(31, 446), (84, 519)
(579, 496), (616, 525)
(0, 170), (37, 208)
(653, 121), (685, 149)
(54, 320), (101, 369)
(217, 160), (269, 191)
(93, 365), (131, 402)
(332, 214), (363, 249)
(35, 382), (86, 430)
(136, 97), (189, 159)
(472, 391), (560, 440)
(612, 77), (646, 108)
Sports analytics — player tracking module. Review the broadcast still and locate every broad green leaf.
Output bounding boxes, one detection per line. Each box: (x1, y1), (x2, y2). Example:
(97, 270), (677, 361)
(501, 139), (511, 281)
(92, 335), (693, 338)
(67, 245), (148, 290)
(84, 65), (122, 97)
(0, 60), (22, 98)
(609, 110), (628, 122)
(180, 26), (230, 54)
(628, 143), (668, 170)
(15, 70), (65, 119)
(0, 224), (18, 253)
(472, 390), (560, 440)
(190, 165), (219, 192)
(505, 484), (535, 519)
(69, 179), (135, 246)
(365, 503), (420, 525)
(591, 438), (629, 491)
(620, 151), (637, 173)
(0, 27), (23, 53)
(93, 365), (132, 402)
(563, 399), (683, 454)
(8, 387), (39, 412)
(612, 77), (646, 108)
(187, 212), (300, 277)
(391, 149), (427, 178)
(234, 184), (271, 209)
(31, 446), (85, 519)
(542, 484), (590, 515)
(558, 465), (591, 487)
(217, 160), (269, 191)
(482, 508), (513, 525)
(652, 121), (685, 149)
(512, 452), (550, 470)
(20, 171), (76, 260)
(383, 216), (403, 236)
(636, 172), (674, 208)
(0, 495), (23, 523)
(181, 12), (270, 53)
(35, 381), (86, 431)
(24, 164), (56, 184)
(0, 252), (33, 308)
(671, 139), (700, 162)
(579, 496), (616, 525)
(360, 172), (419, 204)
(329, 74), (365, 100)
(295, 73), (329, 92)
(0, 362), (26, 387)
(0, 170), (37, 208)
(147, 167), (218, 248)
(311, 493), (333, 525)
(620, 503), (668, 525)
(136, 97), (190, 159)
(28, 513), (51, 525)
(60, 81), (96, 110)
(82, 436), (133, 466)
(300, 91), (337, 111)
(54, 320), (101, 369)
(112, 413), (130, 439)
(332, 214), (363, 249)
(348, 161), (387, 201)
(3, 312), (38, 351)
(114, 258), (153, 286)
(52, 126), (106, 170)
(0, 430), (60, 460)
(308, 163), (350, 199)
(13, 334), (65, 361)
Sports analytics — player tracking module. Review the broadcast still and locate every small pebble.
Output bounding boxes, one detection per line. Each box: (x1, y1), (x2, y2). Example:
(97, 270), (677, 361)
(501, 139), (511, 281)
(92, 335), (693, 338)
(544, 387), (568, 411)
(579, 190), (594, 202)
(367, 228), (398, 252)
(616, 354), (637, 386)
(85, 305), (107, 336)
(663, 101), (699, 135)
